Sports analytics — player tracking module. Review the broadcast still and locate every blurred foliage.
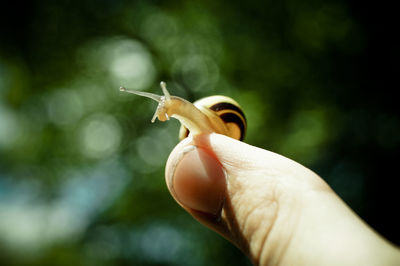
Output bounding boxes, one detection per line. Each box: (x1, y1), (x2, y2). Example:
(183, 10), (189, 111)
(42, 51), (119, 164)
(0, 0), (399, 265)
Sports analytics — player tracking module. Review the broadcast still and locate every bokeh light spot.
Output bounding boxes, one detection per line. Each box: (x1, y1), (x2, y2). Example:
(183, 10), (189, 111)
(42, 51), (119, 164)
(109, 40), (156, 90)
(79, 113), (122, 159)
(46, 89), (83, 127)
(0, 105), (22, 150)
(77, 37), (156, 91)
(172, 55), (219, 92)
(139, 11), (179, 50)
(136, 128), (172, 168)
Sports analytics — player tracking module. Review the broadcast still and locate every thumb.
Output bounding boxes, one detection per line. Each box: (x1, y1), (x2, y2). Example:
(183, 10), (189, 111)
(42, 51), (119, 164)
(165, 138), (227, 216)
(165, 133), (327, 261)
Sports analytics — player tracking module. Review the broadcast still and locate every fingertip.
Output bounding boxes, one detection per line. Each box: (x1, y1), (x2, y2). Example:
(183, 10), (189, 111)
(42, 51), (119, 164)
(165, 137), (226, 215)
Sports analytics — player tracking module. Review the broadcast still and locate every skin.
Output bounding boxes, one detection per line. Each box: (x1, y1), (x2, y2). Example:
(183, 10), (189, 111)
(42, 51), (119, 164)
(165, 133), (400, 266)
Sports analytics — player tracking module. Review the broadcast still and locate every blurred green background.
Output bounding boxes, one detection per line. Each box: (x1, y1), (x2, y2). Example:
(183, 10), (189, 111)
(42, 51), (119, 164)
(0, 0), (398, 265)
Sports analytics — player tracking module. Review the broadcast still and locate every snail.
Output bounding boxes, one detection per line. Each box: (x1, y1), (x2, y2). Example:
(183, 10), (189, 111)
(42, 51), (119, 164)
(120, 82), (246, 141)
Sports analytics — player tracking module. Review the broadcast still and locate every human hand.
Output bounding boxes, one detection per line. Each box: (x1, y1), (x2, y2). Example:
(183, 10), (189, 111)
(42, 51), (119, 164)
(165, 133), (400, 265)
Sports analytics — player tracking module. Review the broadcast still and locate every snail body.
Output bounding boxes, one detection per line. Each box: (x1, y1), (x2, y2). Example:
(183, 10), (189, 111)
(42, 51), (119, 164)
(120, 82), (246, 141)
